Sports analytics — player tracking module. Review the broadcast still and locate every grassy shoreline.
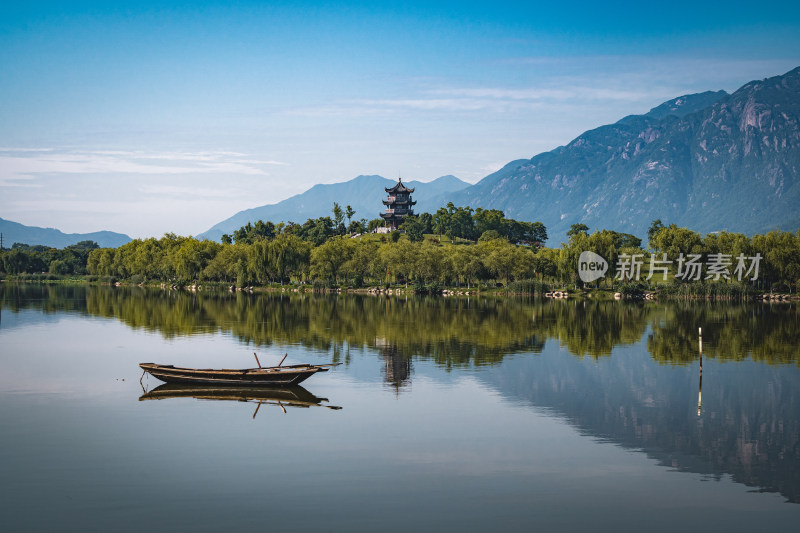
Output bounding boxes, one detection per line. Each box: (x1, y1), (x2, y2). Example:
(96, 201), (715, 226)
(3, 275), (796, 302)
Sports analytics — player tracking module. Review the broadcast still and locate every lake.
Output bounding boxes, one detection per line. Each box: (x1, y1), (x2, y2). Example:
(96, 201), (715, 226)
(1, 284), (799, 532)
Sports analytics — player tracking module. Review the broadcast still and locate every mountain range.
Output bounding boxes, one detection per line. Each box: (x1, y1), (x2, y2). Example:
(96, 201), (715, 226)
(0, 218), (131, 249)
(449, 67), (800, 239)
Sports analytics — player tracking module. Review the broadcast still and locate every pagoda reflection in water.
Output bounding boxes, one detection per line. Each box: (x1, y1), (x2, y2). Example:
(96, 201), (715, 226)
(374, 337), (413, 394)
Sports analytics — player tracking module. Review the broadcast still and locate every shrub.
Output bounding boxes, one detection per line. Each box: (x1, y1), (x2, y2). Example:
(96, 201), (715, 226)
(618, 282), (647, 296)
(507, 279), (548, 294)
(659, 280), (758, 300)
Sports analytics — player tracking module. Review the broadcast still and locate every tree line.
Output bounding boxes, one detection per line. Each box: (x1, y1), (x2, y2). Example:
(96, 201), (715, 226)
(2, 209), (799, 292)
(0, 241), (99, 277)
(221, 203), (547, 246)
(558, 220), (800, 291)
(82, 232), (542, 289)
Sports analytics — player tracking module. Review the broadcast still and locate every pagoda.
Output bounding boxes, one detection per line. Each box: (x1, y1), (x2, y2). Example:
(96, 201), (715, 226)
(380, 178), (416, 230)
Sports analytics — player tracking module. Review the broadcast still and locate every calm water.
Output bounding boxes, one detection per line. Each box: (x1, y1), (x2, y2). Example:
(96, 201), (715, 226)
(1, 285), (799, 532)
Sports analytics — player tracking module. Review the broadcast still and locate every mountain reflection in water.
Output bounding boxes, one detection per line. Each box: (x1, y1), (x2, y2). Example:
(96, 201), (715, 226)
(2, 284), (799, 504)
(484, 342), (800, 503)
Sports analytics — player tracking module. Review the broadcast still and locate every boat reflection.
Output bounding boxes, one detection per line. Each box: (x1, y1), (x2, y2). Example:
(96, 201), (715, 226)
(139, 383), (342, 416)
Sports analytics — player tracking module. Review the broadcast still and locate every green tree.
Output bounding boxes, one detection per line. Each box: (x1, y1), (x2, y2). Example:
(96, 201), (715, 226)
(87, 248), (115, 276)
(67, 240), (99, 251)
(647, 219), (665, 249)
(48, 259), (69, 275)
(478, 230), (503, 242)
(649, 224), (704, 260)
(752, 230), (800, 289)
(473, 208), (507, 236)
(417, 212), (433, 234)
(271, 234), (312, 283)
(451, 245), (484, 288)
(559, 230), (590, 285)
(203, 243), (248, 282)
(343, 240), (380, 285)
(367, 218), (384, 232)
(232, 220), (276, 244)
(301, 217), (334, 246)
(381, 240), (418, 287)
(567, 223), (589, 239)
(481, 239), (517, 285)
(400, 215), (426, 242)
(332, 203), (345, 235)
(311, 237), (353, 283)
(434, 202), (475, 242)
(508, 220), (548, 246)
(533, 248), (558, 279)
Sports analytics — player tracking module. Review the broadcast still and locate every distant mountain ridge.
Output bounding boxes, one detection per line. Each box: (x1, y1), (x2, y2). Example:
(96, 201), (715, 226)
(0, 218), (131, 249)
(199, 174), (470, 242)
(447, 66), (800, 240)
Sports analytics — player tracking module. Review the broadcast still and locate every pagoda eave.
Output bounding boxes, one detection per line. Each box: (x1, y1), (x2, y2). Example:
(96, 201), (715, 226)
(384, 185), (415, 194)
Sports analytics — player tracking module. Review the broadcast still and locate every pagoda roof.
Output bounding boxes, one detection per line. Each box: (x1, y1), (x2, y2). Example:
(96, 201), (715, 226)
(385, 178), (415, 194)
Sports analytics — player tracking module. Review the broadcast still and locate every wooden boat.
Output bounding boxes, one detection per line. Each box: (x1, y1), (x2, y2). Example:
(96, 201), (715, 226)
(139, 360), (340, 387)
(139, 383), (342, 412)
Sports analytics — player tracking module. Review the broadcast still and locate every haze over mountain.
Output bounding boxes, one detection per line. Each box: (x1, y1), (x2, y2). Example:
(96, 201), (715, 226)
(448, 67), (800, 240)
(199, 174), (469, 242)
(0, 218), (131, 249)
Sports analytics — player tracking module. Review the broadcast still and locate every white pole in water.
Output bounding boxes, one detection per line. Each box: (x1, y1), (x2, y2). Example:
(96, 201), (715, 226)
(697, 327), (703, 416)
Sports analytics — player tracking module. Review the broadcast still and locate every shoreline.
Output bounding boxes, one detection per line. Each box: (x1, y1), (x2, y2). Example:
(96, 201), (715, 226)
(3, 277), (797, 302)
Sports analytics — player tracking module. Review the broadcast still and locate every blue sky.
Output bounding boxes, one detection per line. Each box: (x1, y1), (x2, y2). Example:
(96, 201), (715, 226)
(1, 1), (799, 238)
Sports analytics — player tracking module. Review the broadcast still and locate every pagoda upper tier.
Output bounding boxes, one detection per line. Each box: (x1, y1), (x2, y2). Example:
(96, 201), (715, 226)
(382, 196), (417, 206)
(385, 180), (415, 194)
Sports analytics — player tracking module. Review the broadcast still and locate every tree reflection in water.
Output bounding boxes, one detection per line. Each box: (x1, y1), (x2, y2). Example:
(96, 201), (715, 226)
(2, 284), (796, 367)
(2, 284), (799, 502)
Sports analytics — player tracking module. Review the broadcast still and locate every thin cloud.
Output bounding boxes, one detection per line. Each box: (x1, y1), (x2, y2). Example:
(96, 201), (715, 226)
(0, 149), (287, 184)
(426, 86), (655, 102)
(286, 76), (677, 118)
(497, 55), (799, 91)
(139, 184), (247, 199)
(288, 97), (548, 116)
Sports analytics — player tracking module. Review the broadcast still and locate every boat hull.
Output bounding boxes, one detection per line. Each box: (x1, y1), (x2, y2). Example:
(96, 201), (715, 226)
(139, 362), (333, 387)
